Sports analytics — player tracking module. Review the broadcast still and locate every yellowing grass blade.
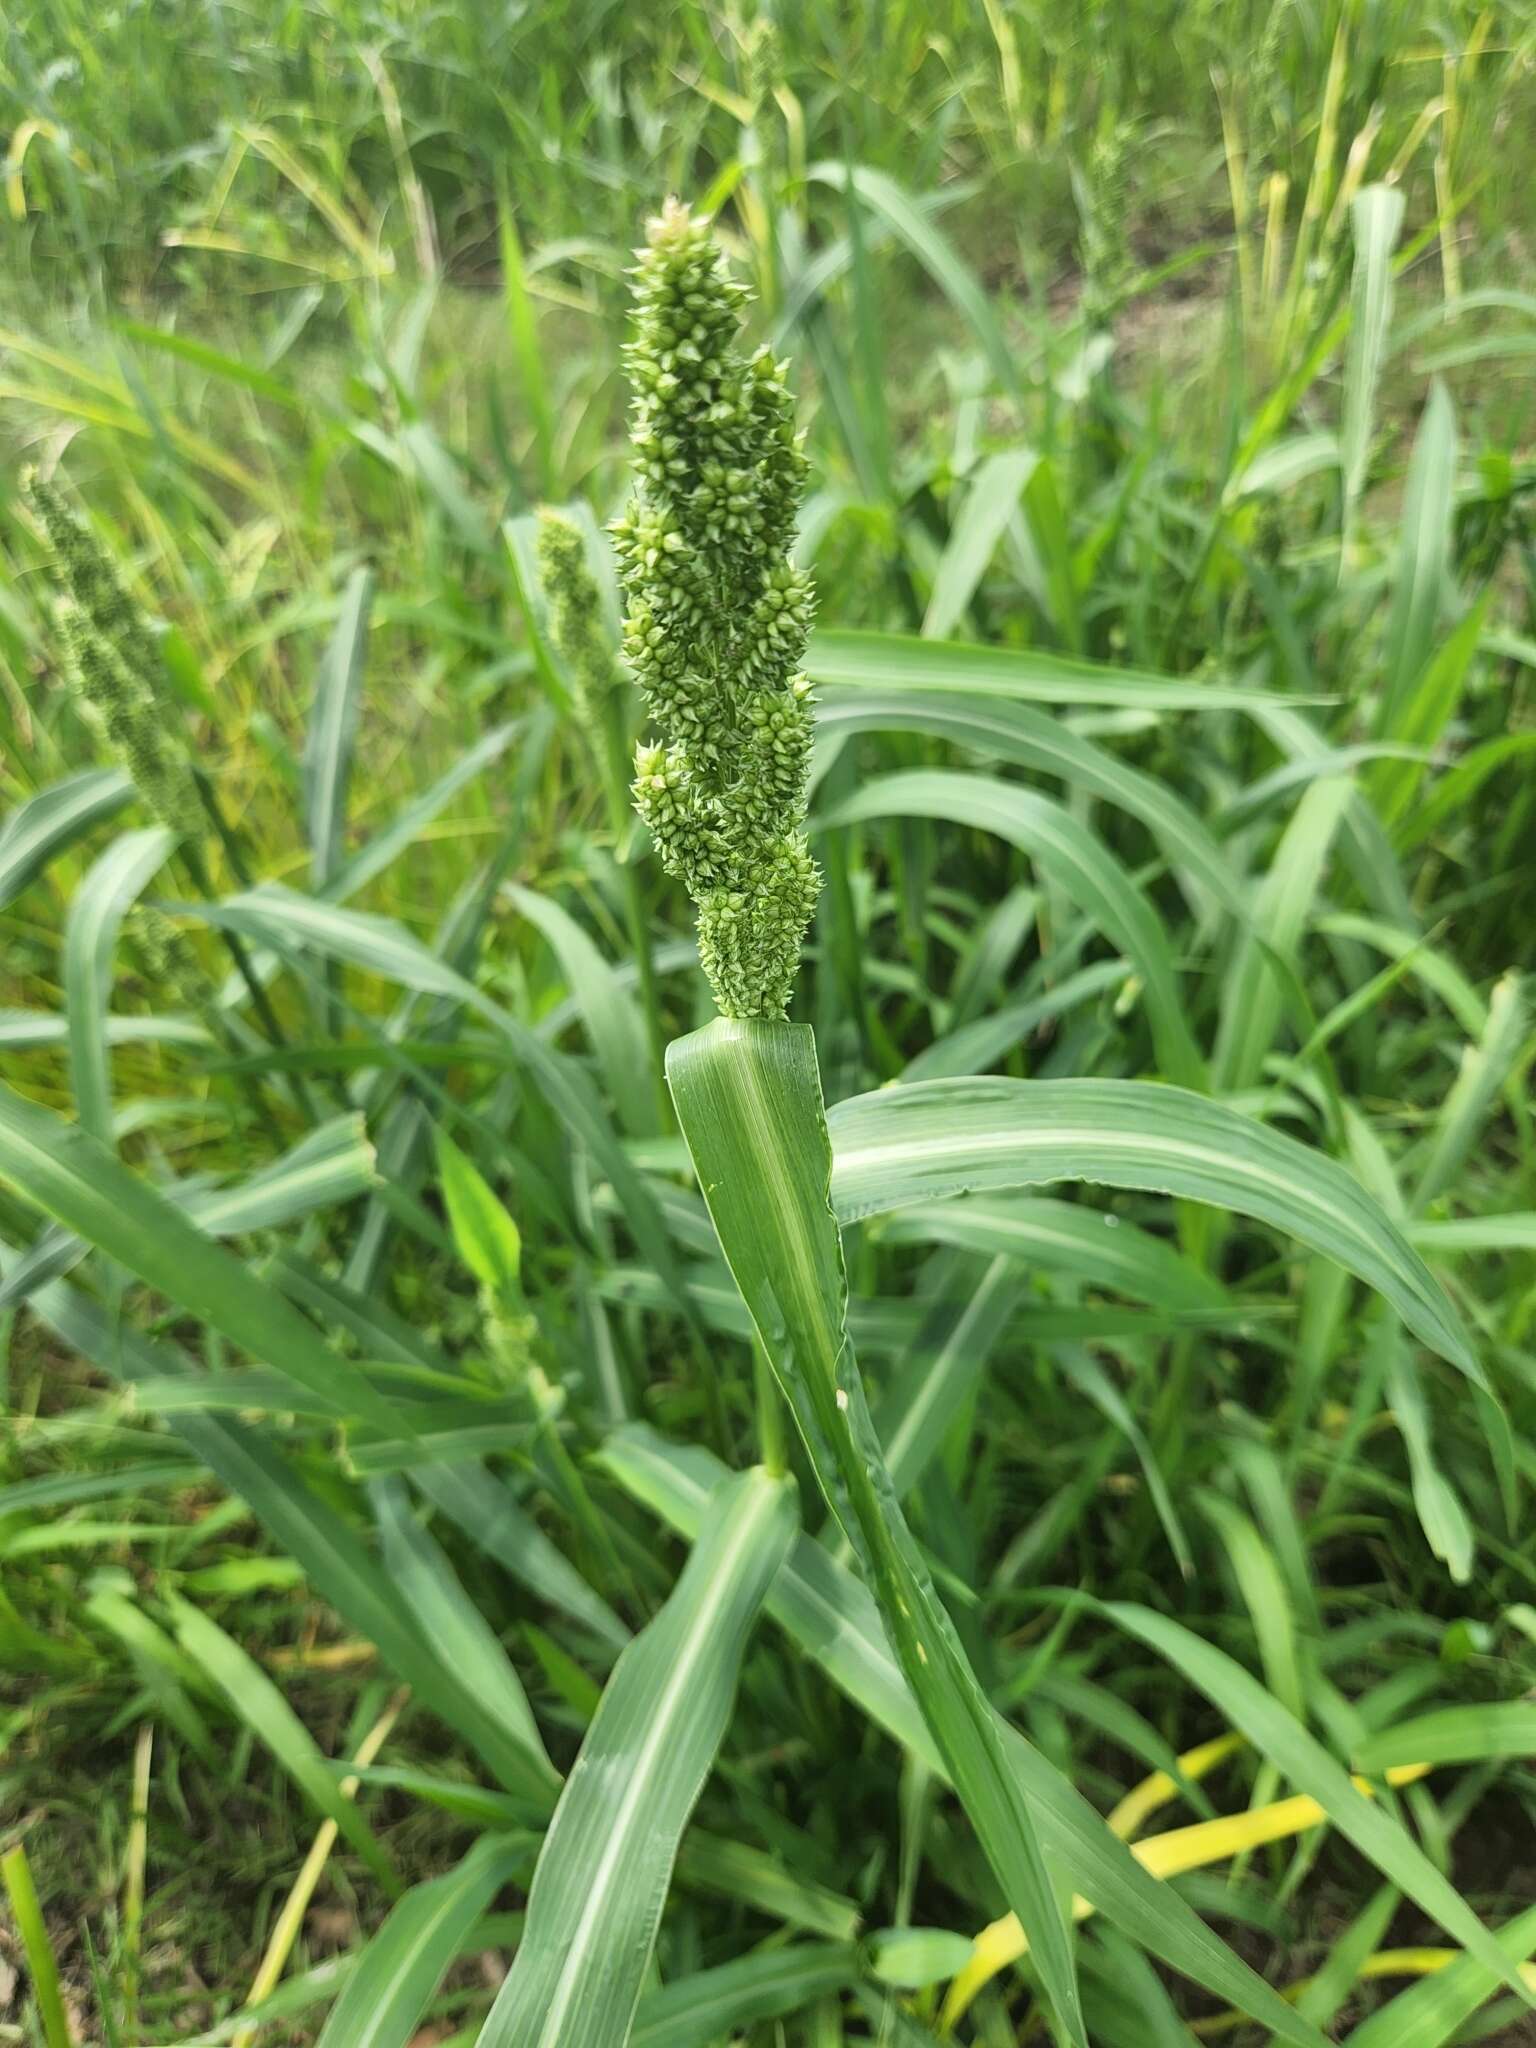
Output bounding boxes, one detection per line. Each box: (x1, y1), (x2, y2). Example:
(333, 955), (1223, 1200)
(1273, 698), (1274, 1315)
(941, 1762), (1433, 2032)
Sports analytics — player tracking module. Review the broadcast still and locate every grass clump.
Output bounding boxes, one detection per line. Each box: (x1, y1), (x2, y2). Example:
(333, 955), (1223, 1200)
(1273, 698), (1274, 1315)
(0, 6), (1534, 2045)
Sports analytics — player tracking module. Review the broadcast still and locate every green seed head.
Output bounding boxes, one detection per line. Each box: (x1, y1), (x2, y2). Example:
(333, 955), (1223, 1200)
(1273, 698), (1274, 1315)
(125, 905), (218, 1027)
(613, 199), (819, 1020)
(24, 470), (199, 841)
(536, 508), (619, 740)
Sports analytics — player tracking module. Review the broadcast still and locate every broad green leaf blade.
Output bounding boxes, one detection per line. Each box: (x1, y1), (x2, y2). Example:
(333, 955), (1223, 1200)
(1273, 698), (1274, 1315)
(432, 1128), (523, 1301)
(315, 1834), (520, 2048)
(166, 1594), (399, 1894)
(814, 686), (1240, 914)
(597, 1423), (1330, 2048)
(0, 1081), (399, 1428)
(0, 768), (135, 912)
(1100, 1600), (1530, 2002)
(304, 566), (373, 889)
(669, 1018), (1086, 2047)
(818, 770), (1204, 1086)
(62, 826), (176, 1140)
(826, 1077), (1478, 1379)
(806, 629), (1315, 713)
(480, 1464), (795, 2048)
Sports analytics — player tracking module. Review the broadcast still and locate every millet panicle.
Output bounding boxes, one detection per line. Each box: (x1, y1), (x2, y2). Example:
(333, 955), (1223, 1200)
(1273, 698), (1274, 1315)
(611, 199), (819, 1021)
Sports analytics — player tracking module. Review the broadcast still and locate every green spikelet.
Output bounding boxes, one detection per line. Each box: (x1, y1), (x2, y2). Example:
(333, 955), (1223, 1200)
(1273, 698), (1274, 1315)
(124, 905), (221, 1036)
(612, 199), (819, 1021)
(24, 471), (199, 840)
(535, 509), (620, 742)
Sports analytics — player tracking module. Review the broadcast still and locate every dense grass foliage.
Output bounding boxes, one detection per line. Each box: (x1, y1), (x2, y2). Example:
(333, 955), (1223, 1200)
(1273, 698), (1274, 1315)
(2, 2), (1536, 2042)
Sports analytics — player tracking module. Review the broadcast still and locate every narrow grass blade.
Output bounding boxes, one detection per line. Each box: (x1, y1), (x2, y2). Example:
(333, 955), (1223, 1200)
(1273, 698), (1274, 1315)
(315, 1834), (521, 2048)
(203, 886), (697, 1326)
(185, 1114), (377, 1235)
(13, 1256), (553, 1804)
(923, 448), (1037, 639)
(372, 1475), (555, 1783)
(1355, 1701), (1536, 1772)
(826, 1076), (1478, 1378)
(304, 567), (373, 889)
(884, 1195), (1228, 1313)
(873, 1255), (1024, 1499)
(629, 1945), (858, 2048)
(1376, 381), (1457, 737)
(1, 1842), (74, 2048)
(1385, 1336), (1474, 1581)
(819, 770), (1204, 1086)
(1100, 1600), (1529, 2001)
(1411, 969), (1527, 1213)
(508, 882), (657, 1137)
(1341, 186), (1405, 541)
(166, 1593), (400, 1894)
(324, 719), (521, 904)
(0, 1082), (399, 1428)
(0, 767), (135, 911)
(1340, 1903), (1536, 2047)
(807, 629), (1318, 712)
(1211, 775), (1352, 1092)
(814, 687), (1239, 913)
(808, 163), (1019, 399)
(670, 1017), (1088, 2047)
(479, 1465), (795, 2048)
(411, 1461), (630, 1654)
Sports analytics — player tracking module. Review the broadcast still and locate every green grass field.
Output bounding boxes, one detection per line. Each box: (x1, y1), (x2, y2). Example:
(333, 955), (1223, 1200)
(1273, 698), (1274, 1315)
(3, 2), (1536, 2042)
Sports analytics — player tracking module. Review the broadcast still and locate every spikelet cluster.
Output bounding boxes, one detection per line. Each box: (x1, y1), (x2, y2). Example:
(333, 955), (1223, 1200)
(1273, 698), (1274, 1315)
(23, 472), (199, 839)
(125, 905), (221, 1035)
(612, 199), (819, 1020)
(535, 509), (620, 743)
